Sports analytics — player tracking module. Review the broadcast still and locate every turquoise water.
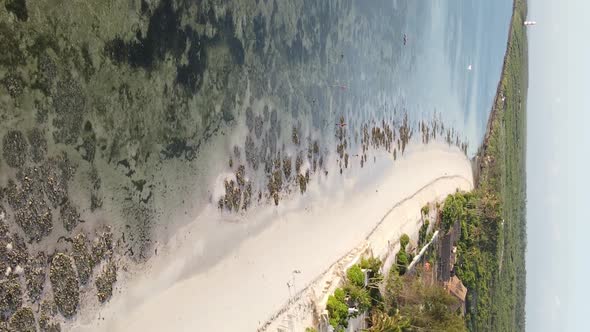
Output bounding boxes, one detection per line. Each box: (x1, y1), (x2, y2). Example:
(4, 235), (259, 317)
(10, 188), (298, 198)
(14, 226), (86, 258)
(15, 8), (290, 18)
(395, 0), (513, 152)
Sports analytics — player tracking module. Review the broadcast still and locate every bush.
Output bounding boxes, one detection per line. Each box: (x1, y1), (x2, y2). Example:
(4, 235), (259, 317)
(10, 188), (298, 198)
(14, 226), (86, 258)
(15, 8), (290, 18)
(399, 281), (467, 331)
(347, 265), (365, 288)
(358, 257), (385, 311)
(396, 250), (409, 275)
(345, 284), (371, 314)
(334, 287), (346, 302)
(441, 193), (467, 232)
(367, 311), (410, 331)
(421, 204), (430, 216)
(359, 256), (383, 274)
(384, 269), (403, 314)
(327, 289), (349, 329)
(418, 219), (430, 247)
(400, 234), (410, 250)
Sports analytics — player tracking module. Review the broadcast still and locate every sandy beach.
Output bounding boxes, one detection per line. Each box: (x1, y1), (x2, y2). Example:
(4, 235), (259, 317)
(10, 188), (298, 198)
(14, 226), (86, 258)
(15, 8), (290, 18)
(72, 142), (472, 332)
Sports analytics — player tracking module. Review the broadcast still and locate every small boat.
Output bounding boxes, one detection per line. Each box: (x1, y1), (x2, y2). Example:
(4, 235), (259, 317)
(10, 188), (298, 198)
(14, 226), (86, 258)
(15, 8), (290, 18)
(403, 34), (407, 45)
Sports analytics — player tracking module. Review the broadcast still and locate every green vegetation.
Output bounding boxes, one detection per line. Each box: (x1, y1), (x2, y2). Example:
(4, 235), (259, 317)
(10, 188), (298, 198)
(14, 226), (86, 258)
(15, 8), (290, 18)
(359, 256), (384, 275)
(359, 256), (386, 312)
(421, 204), (430, 216)
(395, 250), (409, 276)
(395, 233), (411, 275)
(395, 280), (466, 331)
(326, 259), (385, 330)
(446, 0), (528, 329)
(418, 219), (430, 248)
(441, 192), (467, 232)
(399, 234), (410, 249)
(366, 311), (410, 332)
(326, 288), (349, 329)
(344, 283), (371, 313)
(377, 257), (466, 331)
(441, 191), (498, 328)
(347, 265), (366, 288)
(325, 230), (469, 332)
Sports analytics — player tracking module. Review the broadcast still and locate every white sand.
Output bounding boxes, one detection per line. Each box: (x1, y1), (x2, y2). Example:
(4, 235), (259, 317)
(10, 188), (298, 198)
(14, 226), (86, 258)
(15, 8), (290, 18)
(72, 142), (473, 332)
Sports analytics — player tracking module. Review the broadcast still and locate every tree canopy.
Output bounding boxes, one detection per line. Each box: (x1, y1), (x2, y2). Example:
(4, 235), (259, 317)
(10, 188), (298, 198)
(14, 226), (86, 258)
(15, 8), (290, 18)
(347, 265), (365, 288)
(399, 234), (410, 249)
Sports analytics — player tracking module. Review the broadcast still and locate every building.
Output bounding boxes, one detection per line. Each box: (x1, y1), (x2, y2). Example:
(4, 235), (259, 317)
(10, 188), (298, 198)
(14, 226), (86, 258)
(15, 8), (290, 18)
(444, 276), (467, 314)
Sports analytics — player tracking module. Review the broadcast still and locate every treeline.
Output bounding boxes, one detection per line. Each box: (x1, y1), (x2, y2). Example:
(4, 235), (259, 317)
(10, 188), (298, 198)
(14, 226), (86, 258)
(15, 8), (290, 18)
(441, 191), (502, 330)
(463, 0), (528, 329)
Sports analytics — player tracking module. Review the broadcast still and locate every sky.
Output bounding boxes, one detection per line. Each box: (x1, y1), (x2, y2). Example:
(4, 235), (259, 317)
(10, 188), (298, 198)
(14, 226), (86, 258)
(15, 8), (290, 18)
(526, 0), (590, 331)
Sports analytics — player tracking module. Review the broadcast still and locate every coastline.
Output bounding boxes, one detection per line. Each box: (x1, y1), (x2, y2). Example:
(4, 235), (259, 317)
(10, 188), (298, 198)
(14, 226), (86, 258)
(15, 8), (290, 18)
(474, 0), (525, 186)
(462, 0), (528, 329)
(72, 142), (473, 332)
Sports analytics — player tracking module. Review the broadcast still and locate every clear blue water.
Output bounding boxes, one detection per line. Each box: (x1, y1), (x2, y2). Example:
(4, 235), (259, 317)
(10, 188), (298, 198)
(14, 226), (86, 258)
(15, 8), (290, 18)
(396, 0), (513, 153)
(248, 0), (514, 158)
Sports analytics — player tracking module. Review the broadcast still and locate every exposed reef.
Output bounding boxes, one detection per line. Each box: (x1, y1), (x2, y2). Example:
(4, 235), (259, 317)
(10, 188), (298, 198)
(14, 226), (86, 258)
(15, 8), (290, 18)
(219, 111), (467, 211)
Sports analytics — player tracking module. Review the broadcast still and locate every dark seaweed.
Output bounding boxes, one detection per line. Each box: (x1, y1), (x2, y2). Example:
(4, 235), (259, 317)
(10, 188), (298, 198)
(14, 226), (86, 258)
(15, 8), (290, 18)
(0, 23), (24, 67)
(160, 137), (195, 160)
(253, 14), (266, 55)
(176, 28), (206, 92)
(105, 1), (243, 94)
(5, 0), (28, 22)
(105, 0), (186, 69)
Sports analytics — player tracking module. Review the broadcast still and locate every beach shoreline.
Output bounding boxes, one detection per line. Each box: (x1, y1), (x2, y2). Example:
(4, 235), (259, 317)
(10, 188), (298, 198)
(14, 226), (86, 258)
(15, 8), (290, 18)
(71, 142), (473, 332)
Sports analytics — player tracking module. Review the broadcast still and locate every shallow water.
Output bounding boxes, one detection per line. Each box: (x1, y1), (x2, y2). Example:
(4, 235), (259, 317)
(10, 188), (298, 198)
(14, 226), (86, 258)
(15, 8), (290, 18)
(0, 1), (511, 325)
(0, 0), (512, 246)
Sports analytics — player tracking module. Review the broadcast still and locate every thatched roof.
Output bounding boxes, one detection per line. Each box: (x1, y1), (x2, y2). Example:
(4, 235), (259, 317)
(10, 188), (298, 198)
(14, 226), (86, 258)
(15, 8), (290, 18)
(445, 276), (467, 302)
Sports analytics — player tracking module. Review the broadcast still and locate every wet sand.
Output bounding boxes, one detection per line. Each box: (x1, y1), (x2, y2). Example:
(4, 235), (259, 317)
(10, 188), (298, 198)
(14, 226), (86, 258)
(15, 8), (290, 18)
(72, 142), (472, 332)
